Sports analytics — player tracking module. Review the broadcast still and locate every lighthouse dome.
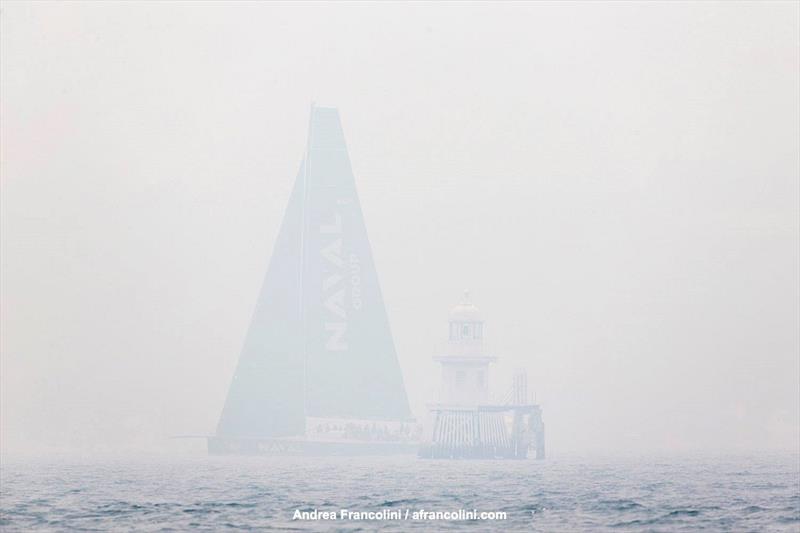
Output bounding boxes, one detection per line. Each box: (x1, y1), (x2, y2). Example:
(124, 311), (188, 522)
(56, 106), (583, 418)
(449, 290), (482, 322)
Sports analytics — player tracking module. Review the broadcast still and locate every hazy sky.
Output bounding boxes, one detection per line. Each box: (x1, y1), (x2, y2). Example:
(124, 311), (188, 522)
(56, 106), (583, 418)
(2, 2), (798, 456)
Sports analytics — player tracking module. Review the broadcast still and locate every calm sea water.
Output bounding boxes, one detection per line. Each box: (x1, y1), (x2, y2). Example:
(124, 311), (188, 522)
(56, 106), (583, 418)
(1, 453), (798, 531)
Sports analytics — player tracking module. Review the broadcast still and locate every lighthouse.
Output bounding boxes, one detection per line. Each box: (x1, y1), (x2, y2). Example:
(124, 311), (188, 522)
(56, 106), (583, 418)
(434, 291), (496, 406)
(419, 291), (546, 460)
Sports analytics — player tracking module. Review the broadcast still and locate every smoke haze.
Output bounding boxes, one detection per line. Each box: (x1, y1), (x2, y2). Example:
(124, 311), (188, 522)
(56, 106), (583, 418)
(2, 2), (798, 456)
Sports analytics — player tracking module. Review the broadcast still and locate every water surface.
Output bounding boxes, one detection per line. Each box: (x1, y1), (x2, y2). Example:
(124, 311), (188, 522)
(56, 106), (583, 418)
(2, 453), (798, 531)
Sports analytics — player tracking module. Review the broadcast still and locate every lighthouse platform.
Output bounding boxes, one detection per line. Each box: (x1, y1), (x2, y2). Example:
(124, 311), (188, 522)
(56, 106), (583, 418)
(418, 403), (545, 460)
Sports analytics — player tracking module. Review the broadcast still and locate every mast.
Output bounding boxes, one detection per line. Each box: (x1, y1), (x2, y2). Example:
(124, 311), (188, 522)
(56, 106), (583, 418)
(299, 103), (315, 427)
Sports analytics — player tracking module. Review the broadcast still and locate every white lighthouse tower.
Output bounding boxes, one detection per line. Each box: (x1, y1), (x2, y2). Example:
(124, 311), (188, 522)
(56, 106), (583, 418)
(434, 291), (496, 406)
(420, 291), (546, 459)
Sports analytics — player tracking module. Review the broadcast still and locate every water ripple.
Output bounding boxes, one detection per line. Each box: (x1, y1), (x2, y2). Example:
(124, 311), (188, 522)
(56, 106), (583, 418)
(0, 454), (798, 531)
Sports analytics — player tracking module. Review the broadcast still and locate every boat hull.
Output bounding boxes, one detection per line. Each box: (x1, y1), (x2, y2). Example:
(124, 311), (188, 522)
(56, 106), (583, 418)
(207, 436), (418, 456)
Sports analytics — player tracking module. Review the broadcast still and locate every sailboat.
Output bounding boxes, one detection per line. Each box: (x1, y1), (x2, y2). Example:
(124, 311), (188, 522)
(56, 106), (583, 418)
(208, 106), (416, 455)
